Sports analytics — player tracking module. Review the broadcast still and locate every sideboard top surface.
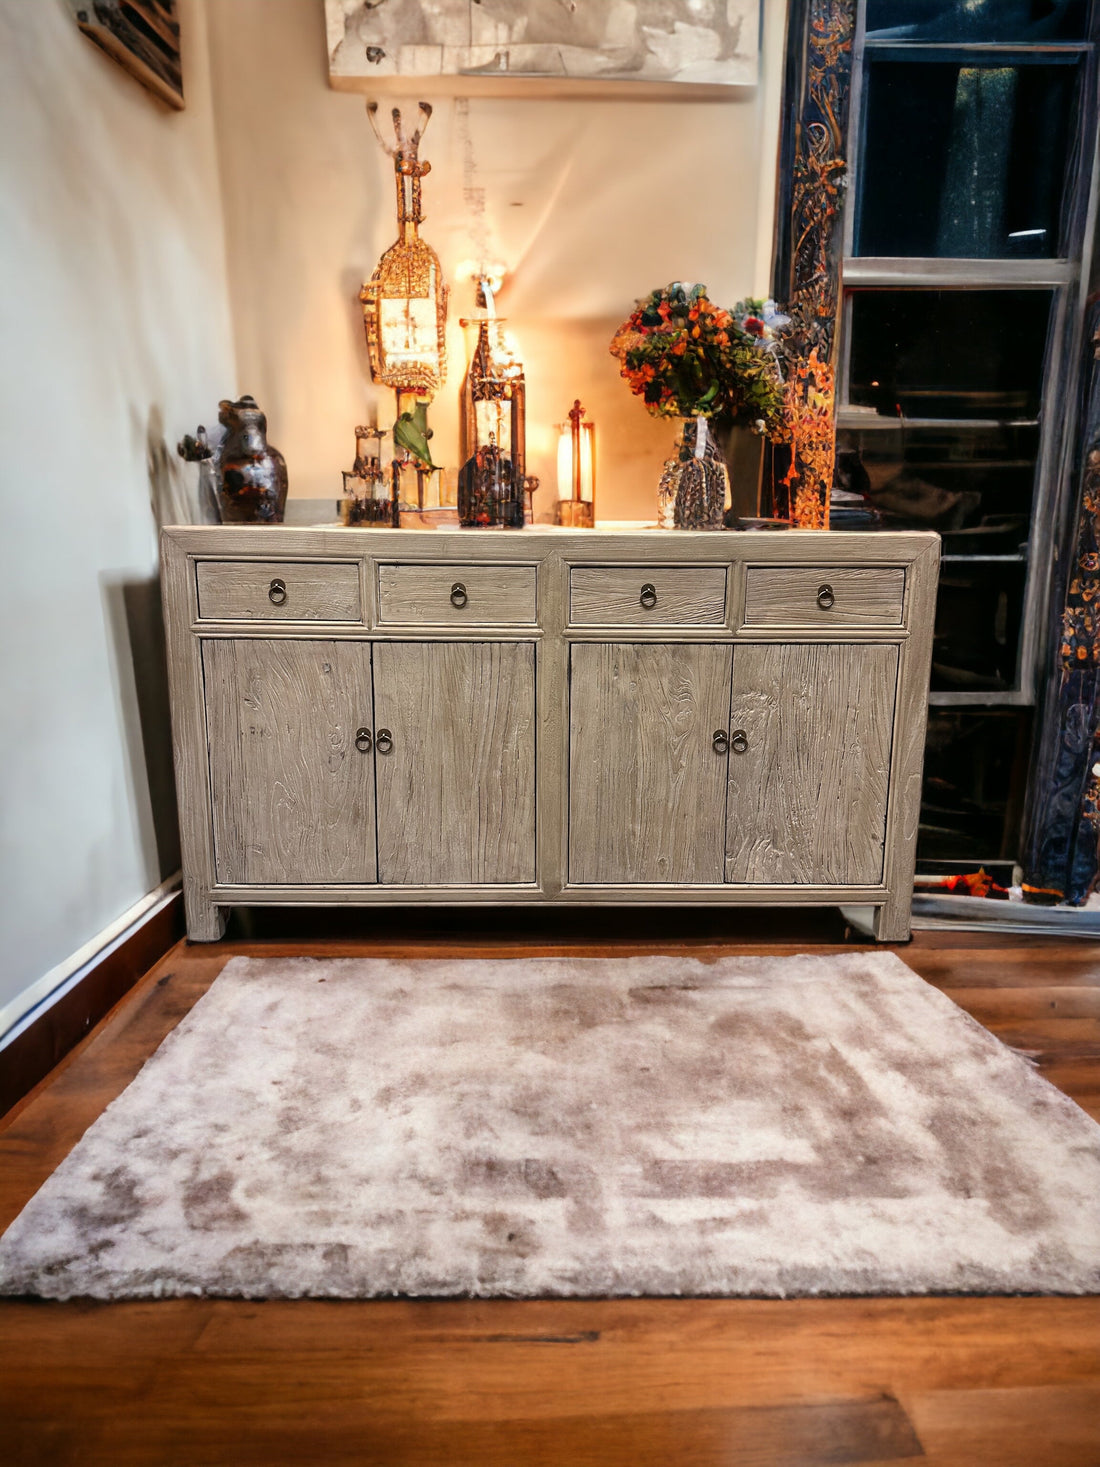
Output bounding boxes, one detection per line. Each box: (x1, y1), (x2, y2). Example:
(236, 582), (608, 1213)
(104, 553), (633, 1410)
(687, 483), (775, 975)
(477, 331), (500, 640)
(162, 525), (940, 567)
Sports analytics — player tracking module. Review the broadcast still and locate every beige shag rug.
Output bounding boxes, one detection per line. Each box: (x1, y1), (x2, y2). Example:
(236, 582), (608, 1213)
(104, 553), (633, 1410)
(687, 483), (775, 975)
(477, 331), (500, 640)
(2, 952), (1098, 1300)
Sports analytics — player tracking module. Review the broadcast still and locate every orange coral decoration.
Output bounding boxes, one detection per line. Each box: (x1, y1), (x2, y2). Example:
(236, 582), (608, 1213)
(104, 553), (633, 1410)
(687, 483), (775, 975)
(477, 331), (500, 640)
(774, 0), (856, 528)
(778, 347), (835, 530)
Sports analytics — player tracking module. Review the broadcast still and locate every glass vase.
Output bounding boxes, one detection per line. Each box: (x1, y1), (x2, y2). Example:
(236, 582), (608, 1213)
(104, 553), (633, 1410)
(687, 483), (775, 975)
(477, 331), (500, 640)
(656, 417), (729, 530)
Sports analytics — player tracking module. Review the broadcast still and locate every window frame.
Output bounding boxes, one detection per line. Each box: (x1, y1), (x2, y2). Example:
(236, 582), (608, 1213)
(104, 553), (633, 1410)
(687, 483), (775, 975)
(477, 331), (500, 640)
(837, 3), (1100, 710)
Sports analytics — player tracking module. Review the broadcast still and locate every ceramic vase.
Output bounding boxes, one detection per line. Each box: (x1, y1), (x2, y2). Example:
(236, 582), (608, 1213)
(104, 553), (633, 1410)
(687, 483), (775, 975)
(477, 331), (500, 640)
(216, 395), (288, 524)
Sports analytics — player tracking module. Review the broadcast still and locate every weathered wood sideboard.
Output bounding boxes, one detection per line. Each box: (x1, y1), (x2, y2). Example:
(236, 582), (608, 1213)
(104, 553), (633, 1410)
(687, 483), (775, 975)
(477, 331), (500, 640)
(160, 526), (939, 942)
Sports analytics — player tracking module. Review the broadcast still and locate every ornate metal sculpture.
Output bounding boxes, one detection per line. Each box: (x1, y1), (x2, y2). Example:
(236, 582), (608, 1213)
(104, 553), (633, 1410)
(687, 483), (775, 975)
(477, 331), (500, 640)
(341, 425), (397, 526)
(359, 102), (448, 401)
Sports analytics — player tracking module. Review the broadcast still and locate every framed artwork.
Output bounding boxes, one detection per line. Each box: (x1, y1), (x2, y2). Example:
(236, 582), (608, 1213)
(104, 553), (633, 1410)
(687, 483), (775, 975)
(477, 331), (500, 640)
(70, 0), (184, 110)
(326, 0), (759, 95)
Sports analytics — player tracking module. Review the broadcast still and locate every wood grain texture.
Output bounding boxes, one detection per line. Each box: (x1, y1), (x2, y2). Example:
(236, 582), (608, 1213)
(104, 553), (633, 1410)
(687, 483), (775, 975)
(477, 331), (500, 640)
(569, 643), (733, 884)
(2, 926), (1098, 1467)
(160, 536), (226, 940)
(373, 641), (537, 885)
(203, 640), (377, 886)
(875, 541), (940, 941)
(569, 565), (727, 626)
(161, 527), (939, 938)
(204, 883), (888, 905)
(195, 560), (362, 621)
(164, 525), (936, 570)
(726, 643), (898, 885)
(743, 565), (906, 627)
(539, 550), (569, 900)
(377, 563), (537, 626)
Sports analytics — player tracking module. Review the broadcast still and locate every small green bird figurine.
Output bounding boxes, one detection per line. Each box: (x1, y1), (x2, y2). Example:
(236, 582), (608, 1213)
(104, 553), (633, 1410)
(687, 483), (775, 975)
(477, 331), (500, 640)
(393, 399), (439, 471)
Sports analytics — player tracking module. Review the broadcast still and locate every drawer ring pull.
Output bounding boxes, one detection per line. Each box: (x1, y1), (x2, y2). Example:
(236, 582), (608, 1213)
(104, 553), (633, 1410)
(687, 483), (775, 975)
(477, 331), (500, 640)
(712, 730), (730, 755)
(450, 581), (468, 609)
(268, 577), (287, 606)
(639, 582), (658, 610)
(355, 728), (373, 753)
(375, 728), (394, 754)
(731, 729), (749, 755)
(816, 583), (835, 610)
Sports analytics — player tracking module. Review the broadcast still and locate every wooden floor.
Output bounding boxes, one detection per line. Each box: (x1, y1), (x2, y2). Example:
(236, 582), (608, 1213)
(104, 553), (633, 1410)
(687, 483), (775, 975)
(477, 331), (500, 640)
(2, 909), (1099, 1467)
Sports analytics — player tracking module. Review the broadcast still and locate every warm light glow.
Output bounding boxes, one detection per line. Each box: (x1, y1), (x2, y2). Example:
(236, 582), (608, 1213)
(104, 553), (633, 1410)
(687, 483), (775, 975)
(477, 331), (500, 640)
(557, 416), (595, 504)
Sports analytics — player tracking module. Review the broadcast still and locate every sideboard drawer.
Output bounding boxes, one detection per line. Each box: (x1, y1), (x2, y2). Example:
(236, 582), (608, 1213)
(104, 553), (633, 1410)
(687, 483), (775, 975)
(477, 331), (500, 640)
(376, 562), (538, 626)
(742, 566), (906, 628)
(570, 565), (727, 626)
(195, 560), (362, 621)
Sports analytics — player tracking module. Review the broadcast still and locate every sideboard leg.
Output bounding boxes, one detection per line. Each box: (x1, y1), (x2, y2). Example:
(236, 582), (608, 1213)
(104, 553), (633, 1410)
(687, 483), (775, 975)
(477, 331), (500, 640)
(185, 888), (228, 943)
(872, 897), (912, 944)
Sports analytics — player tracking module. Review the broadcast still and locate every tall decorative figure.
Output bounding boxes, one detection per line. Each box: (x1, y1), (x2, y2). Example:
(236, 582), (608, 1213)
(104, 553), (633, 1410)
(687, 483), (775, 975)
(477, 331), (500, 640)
(360, 102), (448, 509)
(458, 278), (530, 527)
(772, 0), (856, 529)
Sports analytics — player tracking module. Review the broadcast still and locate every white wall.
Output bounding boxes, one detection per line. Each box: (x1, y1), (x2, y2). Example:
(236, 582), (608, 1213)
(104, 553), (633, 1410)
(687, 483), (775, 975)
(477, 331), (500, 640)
(205, 0), (786, 520)
(0, 0), (784, 1036)
(0, 0), (237, 1030)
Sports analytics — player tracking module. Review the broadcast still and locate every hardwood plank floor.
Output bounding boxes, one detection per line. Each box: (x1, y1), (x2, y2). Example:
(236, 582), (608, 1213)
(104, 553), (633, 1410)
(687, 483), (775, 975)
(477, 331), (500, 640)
(2, 914), (1098, 1467)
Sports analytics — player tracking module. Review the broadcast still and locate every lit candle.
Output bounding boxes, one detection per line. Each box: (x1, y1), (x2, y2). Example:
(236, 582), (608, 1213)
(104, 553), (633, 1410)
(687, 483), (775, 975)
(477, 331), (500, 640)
(557, 400), (595, 528)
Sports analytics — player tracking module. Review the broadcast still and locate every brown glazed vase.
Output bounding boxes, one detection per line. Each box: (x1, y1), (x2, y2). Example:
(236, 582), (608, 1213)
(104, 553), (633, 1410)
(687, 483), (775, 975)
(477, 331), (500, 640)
(216, 395), (288, 524)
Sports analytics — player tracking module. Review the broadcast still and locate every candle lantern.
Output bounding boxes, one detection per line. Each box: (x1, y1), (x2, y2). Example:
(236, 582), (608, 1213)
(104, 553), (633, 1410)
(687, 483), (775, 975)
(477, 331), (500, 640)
(359, 102), (448, 404)
(556, 400), (596, 528)
(457, 289), (528, 528)
(341, 425), (397, 527)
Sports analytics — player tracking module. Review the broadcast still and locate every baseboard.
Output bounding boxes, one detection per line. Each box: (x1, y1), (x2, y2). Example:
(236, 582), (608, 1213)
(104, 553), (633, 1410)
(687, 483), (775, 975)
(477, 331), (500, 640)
(0, 886), (184, 1120)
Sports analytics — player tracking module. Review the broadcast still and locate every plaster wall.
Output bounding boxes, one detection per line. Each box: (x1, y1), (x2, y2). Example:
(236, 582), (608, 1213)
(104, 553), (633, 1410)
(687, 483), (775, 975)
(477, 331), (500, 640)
(205, 0), (786, 521)
(0, 0), (786, 1038)
(0, 0), (237, 1030)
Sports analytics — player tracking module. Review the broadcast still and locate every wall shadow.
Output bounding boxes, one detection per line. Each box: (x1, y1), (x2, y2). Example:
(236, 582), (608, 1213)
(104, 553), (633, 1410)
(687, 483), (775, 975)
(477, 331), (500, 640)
(100, 573), (181, 883)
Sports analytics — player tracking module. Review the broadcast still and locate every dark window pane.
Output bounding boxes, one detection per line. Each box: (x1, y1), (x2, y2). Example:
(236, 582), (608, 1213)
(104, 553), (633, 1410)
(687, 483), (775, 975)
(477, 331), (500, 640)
(919, 710), (1031, 864)
(866, 0), (1087, 42)
(835, 423), (1039, 547)
(857, 60), (1077, 258)
(932, 559), (1027, 691)
(846, 289), (1052, 418)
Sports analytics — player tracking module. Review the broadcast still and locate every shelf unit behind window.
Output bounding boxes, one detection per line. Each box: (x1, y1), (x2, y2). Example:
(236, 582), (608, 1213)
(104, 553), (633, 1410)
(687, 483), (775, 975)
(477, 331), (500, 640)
(836, 0), (1099, 864)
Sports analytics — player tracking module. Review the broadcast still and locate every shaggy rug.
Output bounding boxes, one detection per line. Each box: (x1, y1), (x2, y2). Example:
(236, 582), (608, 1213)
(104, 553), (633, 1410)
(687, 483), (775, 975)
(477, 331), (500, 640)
(2, 952), (1098, 1300)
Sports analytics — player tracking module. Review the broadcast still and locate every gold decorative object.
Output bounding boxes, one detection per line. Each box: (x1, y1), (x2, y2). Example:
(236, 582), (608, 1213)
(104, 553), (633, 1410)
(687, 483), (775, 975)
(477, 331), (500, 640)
(556, 400), (595, 528)
(359, 102), (448, 402)
(457, 279), (531, 527)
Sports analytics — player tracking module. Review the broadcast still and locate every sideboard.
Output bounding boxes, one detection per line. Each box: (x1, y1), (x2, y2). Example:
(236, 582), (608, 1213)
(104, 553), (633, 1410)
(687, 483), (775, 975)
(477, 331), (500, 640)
(160, 526), (939, 942)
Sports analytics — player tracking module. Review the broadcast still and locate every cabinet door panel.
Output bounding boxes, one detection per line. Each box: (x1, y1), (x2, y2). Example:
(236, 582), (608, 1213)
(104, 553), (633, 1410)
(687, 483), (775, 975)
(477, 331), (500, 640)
(569, 642), (733, 884)
(203, 639), (376, 886)
(373, 641), (536, 885)
(725, 643), (898, 885)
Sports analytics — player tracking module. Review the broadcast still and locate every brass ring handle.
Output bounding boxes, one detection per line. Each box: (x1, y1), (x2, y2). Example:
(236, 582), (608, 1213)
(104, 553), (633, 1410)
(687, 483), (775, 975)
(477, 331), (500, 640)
(731, 729), (748, 754)
(712, 730), (730, 755)
(817, 583), (835, 610)
(375, 728), (393, 754)
(450, 582), (468, 608)
(268, 577), (287, 606)
(639, 582), (658, 609)
(355, 728), (373, 753)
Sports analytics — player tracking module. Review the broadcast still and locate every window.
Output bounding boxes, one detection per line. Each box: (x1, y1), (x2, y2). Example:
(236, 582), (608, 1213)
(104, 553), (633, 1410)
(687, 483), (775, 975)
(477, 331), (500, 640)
(836, 0), (1099, 867)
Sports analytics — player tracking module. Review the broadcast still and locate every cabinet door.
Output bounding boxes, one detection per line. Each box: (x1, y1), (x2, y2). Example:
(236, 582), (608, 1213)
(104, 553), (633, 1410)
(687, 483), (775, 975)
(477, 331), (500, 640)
(203, 640), (377, 886)
(725, 643), (898, 885)
(372, 641), (536, 885)
(568, 642), (733, 884)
